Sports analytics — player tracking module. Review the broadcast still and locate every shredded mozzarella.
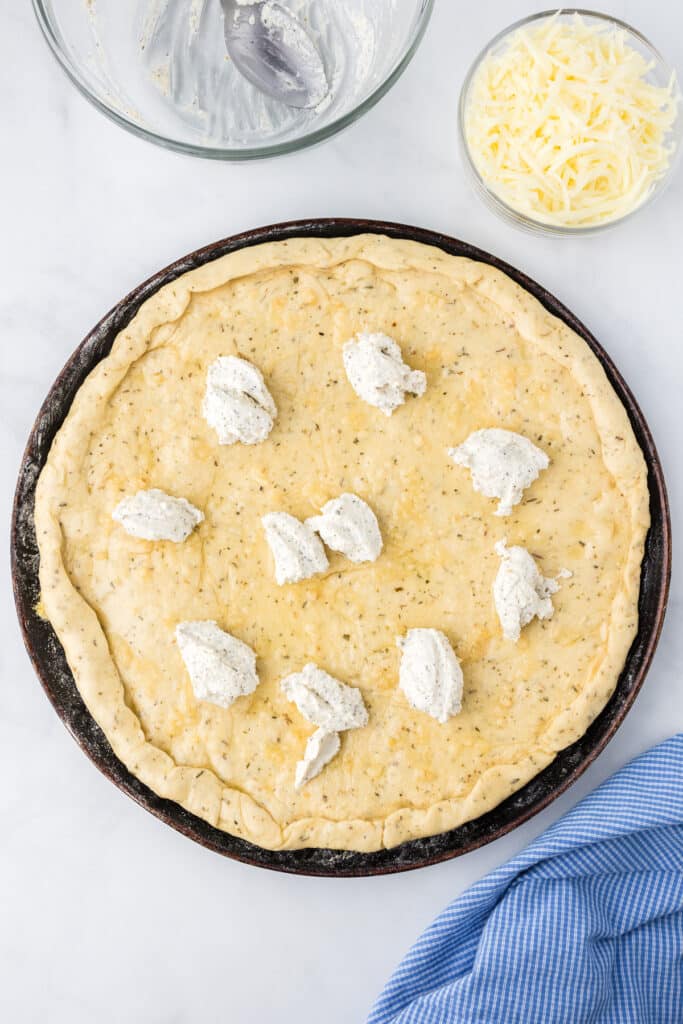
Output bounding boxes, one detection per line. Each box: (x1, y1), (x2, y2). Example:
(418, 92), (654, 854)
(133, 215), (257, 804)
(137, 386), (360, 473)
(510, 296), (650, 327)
(464, 14), (679, 227)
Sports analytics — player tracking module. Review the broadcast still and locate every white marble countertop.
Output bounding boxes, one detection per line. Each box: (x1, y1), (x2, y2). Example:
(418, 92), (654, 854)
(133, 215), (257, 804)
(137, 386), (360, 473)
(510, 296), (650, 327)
(1, 2), (681, 1020)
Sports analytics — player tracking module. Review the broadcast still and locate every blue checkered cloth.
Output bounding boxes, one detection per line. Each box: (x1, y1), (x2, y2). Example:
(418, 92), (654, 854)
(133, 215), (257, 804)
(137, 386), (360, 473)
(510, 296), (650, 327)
(368, 735), (683, 1024)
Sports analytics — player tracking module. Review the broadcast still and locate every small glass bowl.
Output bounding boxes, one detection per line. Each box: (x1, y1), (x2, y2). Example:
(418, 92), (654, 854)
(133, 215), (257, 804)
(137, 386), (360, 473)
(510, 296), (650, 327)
(458, 9), (682, 236)
(33, 0), (434, 161)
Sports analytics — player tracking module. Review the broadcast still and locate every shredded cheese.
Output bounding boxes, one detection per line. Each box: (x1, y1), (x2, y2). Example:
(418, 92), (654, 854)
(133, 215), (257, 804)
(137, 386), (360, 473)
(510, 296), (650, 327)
(464, 14), (680, 227)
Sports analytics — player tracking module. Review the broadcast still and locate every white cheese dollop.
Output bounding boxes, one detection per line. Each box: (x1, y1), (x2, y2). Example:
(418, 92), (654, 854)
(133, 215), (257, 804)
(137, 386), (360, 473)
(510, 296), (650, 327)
(448, 428), (549, 516)
(305, 493), (383, 564)
(261, 512), (329, 585)
(175, 620), (259, 708)
(295, 728), (341, 789)
(342, 332), (426, 416)
(112, 488), (204, 542)
(494, 540), (570, 642)
(203, 355), (277, 445)
(281, 663), (369, 732)
(396, 629), (464, 725)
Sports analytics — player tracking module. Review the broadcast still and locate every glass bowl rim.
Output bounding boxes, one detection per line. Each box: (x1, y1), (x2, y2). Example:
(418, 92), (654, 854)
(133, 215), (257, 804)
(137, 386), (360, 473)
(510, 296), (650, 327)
(458, 7), (682, 237)
(32, 0), (435, 161)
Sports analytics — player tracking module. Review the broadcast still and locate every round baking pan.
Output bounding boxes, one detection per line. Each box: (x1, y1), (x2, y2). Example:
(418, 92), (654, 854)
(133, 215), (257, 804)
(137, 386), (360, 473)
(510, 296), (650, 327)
(11, 219), (671, 876)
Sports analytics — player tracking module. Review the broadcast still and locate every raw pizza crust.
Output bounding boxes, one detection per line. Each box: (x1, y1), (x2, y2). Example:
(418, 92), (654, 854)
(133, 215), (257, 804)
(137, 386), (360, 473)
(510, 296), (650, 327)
(34, 235), (649, 852)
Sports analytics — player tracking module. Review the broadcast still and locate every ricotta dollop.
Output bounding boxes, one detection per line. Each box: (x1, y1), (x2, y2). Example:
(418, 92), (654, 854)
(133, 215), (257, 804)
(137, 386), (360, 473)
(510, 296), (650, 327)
(261, 512), (329, 585)
(342, 332), (426, 416)
(282, 663), (368, 788)
(175, 620), (259, 707)
(281, 663), (369, 732)
(397, 628), (464, 724)
(295, 728), (341, 789)
(448, 428), (549, 516)
(494, 540), (570, 642)
(112, 488), (204, 542)
(306, 493), (383, 563)
(203, 355), (277, 445)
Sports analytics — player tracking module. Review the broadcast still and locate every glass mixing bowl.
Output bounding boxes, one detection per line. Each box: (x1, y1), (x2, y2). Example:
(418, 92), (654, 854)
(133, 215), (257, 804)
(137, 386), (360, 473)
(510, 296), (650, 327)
(33, 0), (434, 160)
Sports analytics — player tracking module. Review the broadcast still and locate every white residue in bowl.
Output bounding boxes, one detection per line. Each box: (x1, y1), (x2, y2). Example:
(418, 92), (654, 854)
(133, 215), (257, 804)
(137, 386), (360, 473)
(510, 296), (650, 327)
(82, 0), (401, 147)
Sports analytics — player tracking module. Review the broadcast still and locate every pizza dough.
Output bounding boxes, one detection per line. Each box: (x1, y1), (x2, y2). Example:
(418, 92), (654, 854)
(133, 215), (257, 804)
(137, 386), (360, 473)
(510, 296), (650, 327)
(34, 235), (649, 852)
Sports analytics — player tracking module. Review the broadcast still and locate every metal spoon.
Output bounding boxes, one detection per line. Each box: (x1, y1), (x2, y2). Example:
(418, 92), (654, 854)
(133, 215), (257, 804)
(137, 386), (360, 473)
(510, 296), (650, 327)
(221, 0), (329, 109)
